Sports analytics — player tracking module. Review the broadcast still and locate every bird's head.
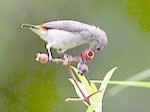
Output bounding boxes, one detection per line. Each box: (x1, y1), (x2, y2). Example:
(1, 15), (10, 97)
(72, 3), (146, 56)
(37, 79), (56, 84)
(90, 29), (108, 53)
(21, 24), (48, 37)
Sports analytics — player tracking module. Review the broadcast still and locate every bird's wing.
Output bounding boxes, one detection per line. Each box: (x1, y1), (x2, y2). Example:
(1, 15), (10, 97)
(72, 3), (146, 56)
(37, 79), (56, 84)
(43, 20), (89, 32)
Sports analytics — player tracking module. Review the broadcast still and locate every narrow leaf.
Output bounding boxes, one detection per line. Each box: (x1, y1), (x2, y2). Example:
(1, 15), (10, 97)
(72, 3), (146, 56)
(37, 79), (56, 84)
(91, 80), (150, 88)
(90, 82), (101, 102)
(71, 66), (91, 93)
(86, 102), (102, 112)
(99, 67), (117, 101)
(109, 68), (150, 96)
(69, 78), (89, 99)
(65, 97), (83, 102)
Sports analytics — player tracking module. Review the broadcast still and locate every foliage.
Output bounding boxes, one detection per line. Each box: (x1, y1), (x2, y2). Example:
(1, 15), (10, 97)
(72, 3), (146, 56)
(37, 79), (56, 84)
(66, 66), (117, 112)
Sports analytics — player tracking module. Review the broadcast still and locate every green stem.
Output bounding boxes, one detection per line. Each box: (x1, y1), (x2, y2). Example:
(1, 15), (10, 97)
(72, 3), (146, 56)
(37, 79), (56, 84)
(66, 65), (90, 104)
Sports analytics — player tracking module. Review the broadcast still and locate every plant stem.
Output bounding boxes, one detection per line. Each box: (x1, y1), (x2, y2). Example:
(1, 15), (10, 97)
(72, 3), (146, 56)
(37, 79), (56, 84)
(66, 65), (89, 102)
(52, 57), (90, 104)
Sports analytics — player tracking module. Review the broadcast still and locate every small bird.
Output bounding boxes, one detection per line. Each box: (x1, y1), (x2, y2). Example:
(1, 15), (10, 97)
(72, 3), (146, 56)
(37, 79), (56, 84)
(21, 20), (108, 61)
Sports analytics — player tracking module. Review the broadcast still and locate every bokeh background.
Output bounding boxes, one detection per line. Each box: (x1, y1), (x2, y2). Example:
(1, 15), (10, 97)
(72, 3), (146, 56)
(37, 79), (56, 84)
(0, 0), (150, 112)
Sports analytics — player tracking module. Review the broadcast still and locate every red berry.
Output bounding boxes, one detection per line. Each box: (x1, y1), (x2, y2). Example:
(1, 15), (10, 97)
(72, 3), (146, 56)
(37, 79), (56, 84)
(80, 50), (95, 62)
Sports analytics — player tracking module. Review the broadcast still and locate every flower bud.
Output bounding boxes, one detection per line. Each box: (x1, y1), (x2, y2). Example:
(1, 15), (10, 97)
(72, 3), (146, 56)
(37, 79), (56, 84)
(80, 50), (95, 62)
(35, 53), (49, 64)
(77, 62), (89, 75)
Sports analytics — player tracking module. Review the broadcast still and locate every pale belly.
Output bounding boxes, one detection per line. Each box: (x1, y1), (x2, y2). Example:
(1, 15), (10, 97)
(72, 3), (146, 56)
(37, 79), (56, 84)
(45, 29), (88, 50)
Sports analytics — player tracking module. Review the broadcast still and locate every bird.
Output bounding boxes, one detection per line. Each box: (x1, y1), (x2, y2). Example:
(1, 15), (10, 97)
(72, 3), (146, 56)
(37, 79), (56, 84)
(21, 20), (108, 61)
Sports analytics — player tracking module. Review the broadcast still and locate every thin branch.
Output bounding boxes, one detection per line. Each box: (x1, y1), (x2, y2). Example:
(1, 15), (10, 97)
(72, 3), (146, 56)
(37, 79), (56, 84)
(52, 57), (90, 104)
(66, 65), (90, 104)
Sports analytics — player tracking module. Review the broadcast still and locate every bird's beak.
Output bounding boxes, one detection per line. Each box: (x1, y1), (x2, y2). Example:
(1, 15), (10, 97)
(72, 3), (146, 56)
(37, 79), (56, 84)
(21, 24), (48, 37)
(21, 24), (48, 30)
(21, 24), (38, 29)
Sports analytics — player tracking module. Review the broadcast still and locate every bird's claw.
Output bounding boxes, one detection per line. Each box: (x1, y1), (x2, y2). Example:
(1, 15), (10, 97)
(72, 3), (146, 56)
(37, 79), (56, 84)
(63, 54), (74, 65)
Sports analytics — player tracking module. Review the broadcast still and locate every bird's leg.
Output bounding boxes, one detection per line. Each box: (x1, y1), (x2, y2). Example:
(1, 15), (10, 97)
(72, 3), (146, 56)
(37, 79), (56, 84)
(46, 44), (52, 62)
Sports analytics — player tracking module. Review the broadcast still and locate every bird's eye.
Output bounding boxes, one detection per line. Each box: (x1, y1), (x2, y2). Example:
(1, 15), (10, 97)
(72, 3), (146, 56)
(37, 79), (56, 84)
(96, 48), (101, 51)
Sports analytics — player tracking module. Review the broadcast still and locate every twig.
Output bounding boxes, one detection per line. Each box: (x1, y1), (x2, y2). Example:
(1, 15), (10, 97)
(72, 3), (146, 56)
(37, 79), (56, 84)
(52, 57), (90, 104)
(66, 65), (90, 104)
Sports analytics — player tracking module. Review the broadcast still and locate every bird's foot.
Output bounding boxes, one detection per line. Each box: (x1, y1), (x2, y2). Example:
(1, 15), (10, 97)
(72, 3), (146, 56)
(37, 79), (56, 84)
(63, 54), (75, 65)
(48, 55), (53, 62)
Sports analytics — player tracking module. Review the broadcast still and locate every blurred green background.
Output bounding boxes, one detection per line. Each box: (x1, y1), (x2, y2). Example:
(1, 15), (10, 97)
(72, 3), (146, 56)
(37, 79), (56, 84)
(0, 0), (150, 112)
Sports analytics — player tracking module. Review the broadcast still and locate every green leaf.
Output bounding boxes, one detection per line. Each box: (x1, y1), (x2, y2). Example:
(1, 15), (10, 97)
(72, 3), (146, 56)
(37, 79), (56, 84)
(99, 67), (117, 101)
(65, 97), (83, 102)
(109, 68), (150, 96)
(86, 102), (102, 112)
(90, 82), (101, 102)
(69, 78), (89, 99)
(91, 80), (150, 88)
(71, 66), (91, 93)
